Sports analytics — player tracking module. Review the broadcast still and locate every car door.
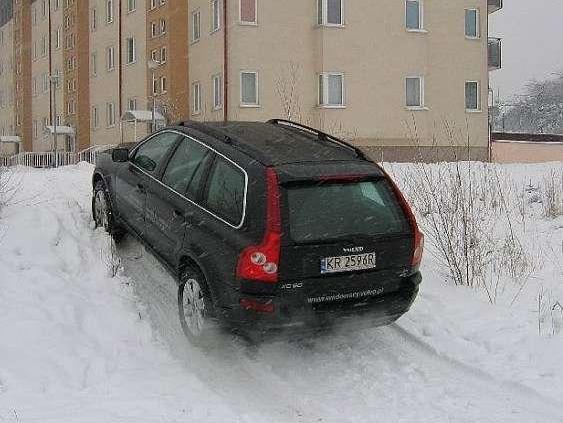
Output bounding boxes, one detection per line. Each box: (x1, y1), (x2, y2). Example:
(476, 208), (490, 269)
(144, 134), (214, 266)
(114, 131), (180, 238)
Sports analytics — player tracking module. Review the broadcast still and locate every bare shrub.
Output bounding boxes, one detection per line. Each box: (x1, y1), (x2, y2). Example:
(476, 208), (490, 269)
(538, 287), (563, 337)
(389, 121), (538, 304)
(0, 165), (19, 212)
(541, 170), (563, 218)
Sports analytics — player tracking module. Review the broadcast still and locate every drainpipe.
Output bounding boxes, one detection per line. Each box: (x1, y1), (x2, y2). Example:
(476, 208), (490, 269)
(223, 0), (228, 122)
(118, 0), (124, 142)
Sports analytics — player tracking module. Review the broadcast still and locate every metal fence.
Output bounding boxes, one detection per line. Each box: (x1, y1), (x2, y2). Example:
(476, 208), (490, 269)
(0, 145), (115, 169)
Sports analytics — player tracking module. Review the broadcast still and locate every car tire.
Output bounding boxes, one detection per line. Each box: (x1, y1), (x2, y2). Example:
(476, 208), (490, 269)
(93, 180), (125, 243)
(178, 266), (217, 347)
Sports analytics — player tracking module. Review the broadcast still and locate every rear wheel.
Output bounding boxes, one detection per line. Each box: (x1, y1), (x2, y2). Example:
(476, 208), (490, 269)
(178, 266), (216, 346)
(93, 181), (125, 242)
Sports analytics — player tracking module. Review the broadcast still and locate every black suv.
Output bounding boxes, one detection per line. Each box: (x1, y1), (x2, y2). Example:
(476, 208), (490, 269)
(92, 120), (423, 343)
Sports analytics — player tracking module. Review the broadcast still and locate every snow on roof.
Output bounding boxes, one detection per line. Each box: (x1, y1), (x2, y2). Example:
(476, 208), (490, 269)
(0, 135), (21, 143)
(122, 110), (165, 123)
(46, 126), (75, 135)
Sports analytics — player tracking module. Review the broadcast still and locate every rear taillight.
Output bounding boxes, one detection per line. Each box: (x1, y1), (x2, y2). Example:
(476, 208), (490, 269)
(236, 167), (281, 283)
(379, 167), (424, 268)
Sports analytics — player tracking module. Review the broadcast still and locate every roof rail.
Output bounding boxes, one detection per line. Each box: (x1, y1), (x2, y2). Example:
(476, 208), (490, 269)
(177, 120), (237, 145)
(267, 119), (367, 160)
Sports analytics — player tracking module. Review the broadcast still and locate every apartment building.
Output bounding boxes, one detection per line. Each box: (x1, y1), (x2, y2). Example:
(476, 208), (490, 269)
(0, 3), (16, 156)
(89, 0), (146, 146)
(146, 0), (189, 125)
(1, 0), (502, 162)
(189, 0), (504, 161)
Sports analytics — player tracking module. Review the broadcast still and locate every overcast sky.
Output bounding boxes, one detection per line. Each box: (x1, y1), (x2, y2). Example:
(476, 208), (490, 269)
(489, 0), (563, 100)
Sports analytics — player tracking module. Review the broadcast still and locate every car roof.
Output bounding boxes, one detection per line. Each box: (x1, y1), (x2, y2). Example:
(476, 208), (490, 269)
(175, 120), (368, 167)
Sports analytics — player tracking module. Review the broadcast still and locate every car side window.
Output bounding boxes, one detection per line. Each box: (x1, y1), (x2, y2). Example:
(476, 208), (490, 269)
(132, 132), (179, 173)
(205, 157), (245, 226)
(162, 137), (211, 199)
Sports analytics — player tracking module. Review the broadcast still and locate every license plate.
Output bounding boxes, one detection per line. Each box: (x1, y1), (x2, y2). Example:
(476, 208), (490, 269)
(320, 252), (377, 274)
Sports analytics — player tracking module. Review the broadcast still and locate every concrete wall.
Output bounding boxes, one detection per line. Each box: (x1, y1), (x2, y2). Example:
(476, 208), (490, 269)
(492, 141), (563, 164)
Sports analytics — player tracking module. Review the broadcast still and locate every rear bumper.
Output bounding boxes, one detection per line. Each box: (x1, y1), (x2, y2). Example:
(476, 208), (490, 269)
(223, 272), (421, 337)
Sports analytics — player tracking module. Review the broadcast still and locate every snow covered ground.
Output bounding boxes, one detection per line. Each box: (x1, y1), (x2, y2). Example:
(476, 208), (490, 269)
(0, 162), (562, 422)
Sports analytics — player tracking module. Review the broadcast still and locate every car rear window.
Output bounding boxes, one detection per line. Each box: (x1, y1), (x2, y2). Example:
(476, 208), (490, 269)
(286, 179), (410, 243)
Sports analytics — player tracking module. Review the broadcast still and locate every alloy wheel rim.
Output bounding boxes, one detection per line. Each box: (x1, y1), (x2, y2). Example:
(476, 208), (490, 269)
(94, 191), (109, 230)
(182, 278), (205, 337)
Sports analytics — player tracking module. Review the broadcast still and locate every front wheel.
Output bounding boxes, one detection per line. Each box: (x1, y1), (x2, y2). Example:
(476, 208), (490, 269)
(93, 181), (125, 242)
(178, 267), (217, 346)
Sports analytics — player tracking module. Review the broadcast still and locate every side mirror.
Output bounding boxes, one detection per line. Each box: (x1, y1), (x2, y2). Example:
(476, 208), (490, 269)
(112, 148), (129, 163)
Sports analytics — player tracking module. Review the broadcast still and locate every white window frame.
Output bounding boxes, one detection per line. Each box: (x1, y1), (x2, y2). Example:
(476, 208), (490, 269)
(160, 76), (167, 93)
(211, 0), (221, 33)
(317, 0), (344, 27)
(240, 71), (259, 107)
(127, 98), (137, 111)
(91, 51), (97, 76)
(406, 0), (425, 32)
(239, 0), (257, 25)
(465, 80), (480, 112)
(318, 72), (345, 108)
(54, 27), (61, 49)
(464, 8), (480, 39)
(405, 75), (426, 110)
(107, 102), (116, 127)
(212, 73), (223, 110)
(192, 81), (201, 115)
(92, 106), (99, 129)
(127, 0), (136, 13)
(191, 10), (201, 43)
(106, 0), (114, 24)
(126, 37), (136, 64)
(106, 46), (115, 71)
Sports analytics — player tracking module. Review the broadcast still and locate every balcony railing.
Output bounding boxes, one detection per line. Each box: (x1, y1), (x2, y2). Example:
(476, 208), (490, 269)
(488, 0), (503, 14)
(488, 37), (502, 71)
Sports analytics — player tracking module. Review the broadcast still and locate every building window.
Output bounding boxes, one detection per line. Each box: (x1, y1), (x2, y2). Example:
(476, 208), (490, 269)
(41, 0), (47, 18)
(150, 0), (157, 9)
(406, 0), (422, 31)
(67, 100), (76, 115)
(54, 27), (61, 49)
(107, 102), (116, 127)
(318, 72), (344, 107)
(152, 75), (159, 94)
(106, 0), (113, 24)
(160, 76), (167, 93)
(42, 73), (49, 93)
(160, 46), (167, 63)
(406, 76), (424, 108)
(192, 82), (201, 114)
(126, 37), (136, 64)
(317, 0), (343, 26)
(127, 98), (137, 111)
(127, 0), (136, 13)
(191, 10), (201, 42)
(160, 19), (166, 34)
(91, 52), (97, 75)
(106, 46), (115, 70)
(465, 9), (479, 38)
(212, 73), (222, 109)
(465, 81), (480, 111)
(91, 8), (97, 30)
(92, 106), (99, 129)
(211, 0), (220, 32)
(240, 0), (256, 24)
(240, 71), (258, 106)
(33, 120), (38, 139)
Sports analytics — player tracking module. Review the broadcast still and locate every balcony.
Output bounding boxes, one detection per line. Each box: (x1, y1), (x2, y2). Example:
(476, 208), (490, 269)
(488, 37), (502, 71)
(488, 0), (503, 14)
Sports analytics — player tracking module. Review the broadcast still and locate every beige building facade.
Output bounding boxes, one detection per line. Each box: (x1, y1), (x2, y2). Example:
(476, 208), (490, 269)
(0, 17), (17, 155)
(1, 0), (502, 162)
(189, 0), (502, 161)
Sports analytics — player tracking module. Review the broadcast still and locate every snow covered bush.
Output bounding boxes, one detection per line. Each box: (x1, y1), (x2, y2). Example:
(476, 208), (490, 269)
(541, 170), (563, 218)
(0, 165), (19, 213)
(388, 161), (538, 304)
